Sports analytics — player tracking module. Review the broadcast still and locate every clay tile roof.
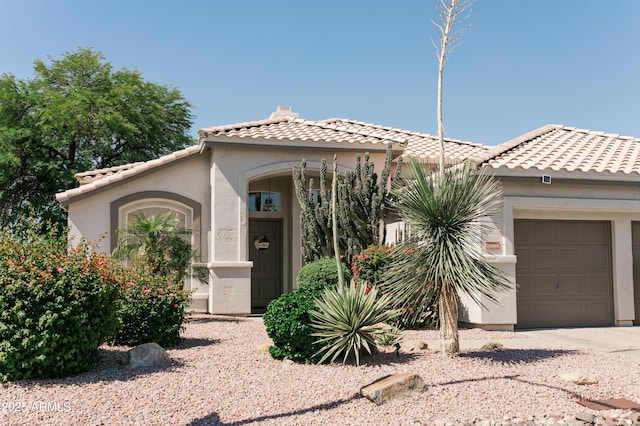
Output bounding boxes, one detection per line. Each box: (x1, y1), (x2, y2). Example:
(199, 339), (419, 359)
(55, 145), (201, 205)
(479, 125), (640, 177)
(199, 115), (490, 160)
(74, 162), (146, 185)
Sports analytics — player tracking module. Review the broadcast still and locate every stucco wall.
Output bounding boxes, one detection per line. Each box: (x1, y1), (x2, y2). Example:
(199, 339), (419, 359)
(389, 177), (640, 329)
(66, 154), (210, 253)
(477, 179), (640, 327)
(207, 144), (391, 314)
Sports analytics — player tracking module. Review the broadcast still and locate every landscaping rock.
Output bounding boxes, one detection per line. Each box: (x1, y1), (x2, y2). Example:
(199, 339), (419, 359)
(254, 343), (271, 353)
(559, 370), (598, 385)
(281, 358), (296, 371)
(575, 411), (595, 424)
(360, 373), (428, 405)
(403, 340), (429, 352)
(480, 342), (504, 351)
(125, 342), (172, 369)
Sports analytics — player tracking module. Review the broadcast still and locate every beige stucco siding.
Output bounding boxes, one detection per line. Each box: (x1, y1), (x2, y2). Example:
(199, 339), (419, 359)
(495, 179), (640, 327)
(66, 154), (210, 254)
(206, 143), (391, 314)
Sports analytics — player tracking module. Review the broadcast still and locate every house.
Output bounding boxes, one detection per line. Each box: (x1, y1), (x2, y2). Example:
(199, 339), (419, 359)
(56, 106), (640, 329)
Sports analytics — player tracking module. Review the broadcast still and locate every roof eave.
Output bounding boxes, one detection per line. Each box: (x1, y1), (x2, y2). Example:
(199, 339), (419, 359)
(200, 135), (404, 153)
(483, 164), (640, 183)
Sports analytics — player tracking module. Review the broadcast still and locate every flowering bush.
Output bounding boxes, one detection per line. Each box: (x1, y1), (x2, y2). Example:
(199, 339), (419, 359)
(0, 223), (119, 382)
(353, 245), (439, 329)
(109, 264), (191, 348)
(351, 245), (394, 291)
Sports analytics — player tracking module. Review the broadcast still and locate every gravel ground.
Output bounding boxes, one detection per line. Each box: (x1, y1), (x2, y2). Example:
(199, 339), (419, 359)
(1, 314), (640, 426)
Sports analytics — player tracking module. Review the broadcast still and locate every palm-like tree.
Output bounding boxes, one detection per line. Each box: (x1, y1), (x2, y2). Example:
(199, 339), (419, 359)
(383, 158), (511, 356)
(113, 212), (195, 283)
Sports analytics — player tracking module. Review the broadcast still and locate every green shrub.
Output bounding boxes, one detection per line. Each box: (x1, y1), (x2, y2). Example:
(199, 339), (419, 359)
(110, 265), (192, 348)
(0, 225), (119, 382)
(263, 290), (321, 363)
(296, 258), (350, 293)
(309, 282), (401, 365)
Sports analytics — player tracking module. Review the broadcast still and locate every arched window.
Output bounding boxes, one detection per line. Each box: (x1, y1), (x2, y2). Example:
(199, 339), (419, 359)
(119, 200), (192, 231)
(110, 192), (201, 256)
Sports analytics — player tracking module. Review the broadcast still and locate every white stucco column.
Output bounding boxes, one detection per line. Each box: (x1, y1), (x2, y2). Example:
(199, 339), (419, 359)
(207, 149), (252, 314)
(611, 219), (635, 326)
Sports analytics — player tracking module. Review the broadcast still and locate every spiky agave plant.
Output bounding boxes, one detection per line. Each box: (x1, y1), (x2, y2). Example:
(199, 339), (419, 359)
(309, 282), (402, 365)
(383, 158), (511, 356)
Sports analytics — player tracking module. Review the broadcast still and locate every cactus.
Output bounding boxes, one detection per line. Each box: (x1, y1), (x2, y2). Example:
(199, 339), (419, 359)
(293, 158), (335, 262)
(337, 144), (400, 261)
(292, 143), (400, 265)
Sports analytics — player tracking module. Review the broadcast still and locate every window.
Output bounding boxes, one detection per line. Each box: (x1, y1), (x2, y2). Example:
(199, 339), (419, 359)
(249, 191), (281, 212)
(110, 192), (201, 259)
(119, 199), (193, 234)
(311, 189), (328, 206)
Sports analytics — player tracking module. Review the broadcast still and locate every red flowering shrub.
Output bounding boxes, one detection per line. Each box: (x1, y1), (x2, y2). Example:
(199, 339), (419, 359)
(352, 245), (438, 329)
(0, 223), (119, 382)
(351, 245), (394, 292)
(109, 263), (191, 348)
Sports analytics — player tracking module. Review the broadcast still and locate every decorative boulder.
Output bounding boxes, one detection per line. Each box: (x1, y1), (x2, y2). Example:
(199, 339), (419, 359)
(402, 340), (429, 352)
(125, 342), (172, 369)
(360, 373), (428, 405)
(559, 370), (598, 385)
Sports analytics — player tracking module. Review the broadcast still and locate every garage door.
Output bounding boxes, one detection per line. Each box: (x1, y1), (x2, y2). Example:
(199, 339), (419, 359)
(514, 220), (613, 328)
(632, 222), (640, 326)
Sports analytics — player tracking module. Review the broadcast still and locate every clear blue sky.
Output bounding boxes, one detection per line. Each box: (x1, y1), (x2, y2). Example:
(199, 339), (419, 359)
(2, 0), (639, 146)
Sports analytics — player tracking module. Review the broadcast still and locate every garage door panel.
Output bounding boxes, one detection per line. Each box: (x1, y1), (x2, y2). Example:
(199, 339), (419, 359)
(517, 247), (530, 268)
(557, 276), (582, 296)
(519, 275), (556, 297)
(556, 247), (581, 268)
(581, 222), (611, 242)
(586, 302), (612, 325)
(530, 247), (558, 268)
(582, 247), (611, 269)
(530, 222), (557, 242)
(586, 275), (611, 296)
(534, 304), (560, 325)
(557, 222), (582, 241)
(515, 219), (613, 328)
(557, 302), (584, 323)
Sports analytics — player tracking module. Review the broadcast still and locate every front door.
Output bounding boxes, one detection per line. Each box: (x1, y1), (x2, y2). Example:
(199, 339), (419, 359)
(249, 219), (283, 313)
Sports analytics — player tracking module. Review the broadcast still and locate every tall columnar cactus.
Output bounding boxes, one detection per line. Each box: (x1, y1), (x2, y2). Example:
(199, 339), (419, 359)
(293, 158), (334, 262)
(293, 144), (400, 265)
(337, 144), (400, 261)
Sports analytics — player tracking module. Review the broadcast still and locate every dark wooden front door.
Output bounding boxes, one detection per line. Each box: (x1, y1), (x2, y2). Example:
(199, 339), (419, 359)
(249, 219), (283, 313)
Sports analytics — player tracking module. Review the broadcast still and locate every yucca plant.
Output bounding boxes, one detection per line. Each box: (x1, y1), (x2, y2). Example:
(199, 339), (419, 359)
(383, 158), (511, 356)
(309, 282), (402, 365)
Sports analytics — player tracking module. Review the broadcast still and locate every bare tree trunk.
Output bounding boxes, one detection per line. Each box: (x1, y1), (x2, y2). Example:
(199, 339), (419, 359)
(439, 286), (460, 356)
(434, 0), (474, 176)
(436, 0), (456, 176)
(433, 0), (474, 357)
